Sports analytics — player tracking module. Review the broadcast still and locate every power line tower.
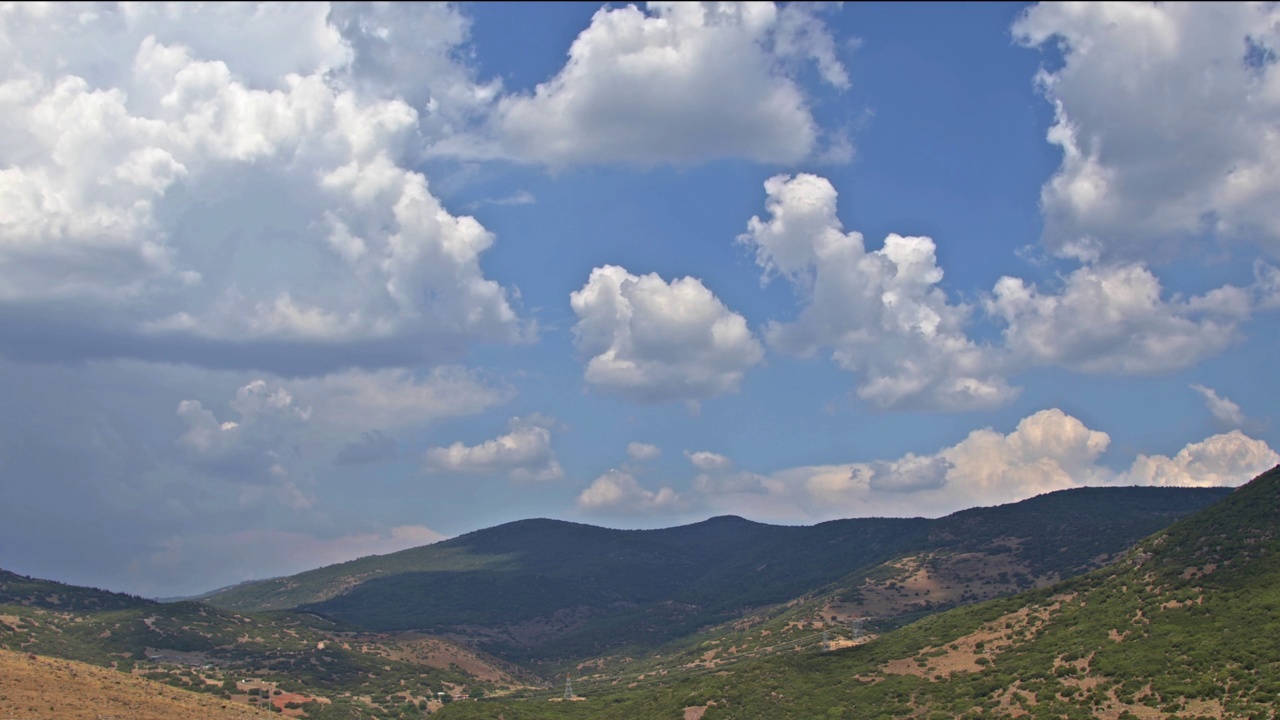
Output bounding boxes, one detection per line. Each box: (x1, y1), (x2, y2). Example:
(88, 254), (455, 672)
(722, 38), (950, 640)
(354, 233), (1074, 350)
(852, 618), (864, 641)
(564, 671), (574, 700)
(822, 629), (830, 652)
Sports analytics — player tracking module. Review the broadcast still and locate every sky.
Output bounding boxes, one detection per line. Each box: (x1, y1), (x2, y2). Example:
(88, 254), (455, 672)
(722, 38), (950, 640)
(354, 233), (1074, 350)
(2, 2), (1279, 599)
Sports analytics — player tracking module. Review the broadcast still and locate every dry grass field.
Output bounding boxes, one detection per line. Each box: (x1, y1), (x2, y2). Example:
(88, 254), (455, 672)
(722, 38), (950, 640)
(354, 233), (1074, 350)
(0, 648), (273, 720)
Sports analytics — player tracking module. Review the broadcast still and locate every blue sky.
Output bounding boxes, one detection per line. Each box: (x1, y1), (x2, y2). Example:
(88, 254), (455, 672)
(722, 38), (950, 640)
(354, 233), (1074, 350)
(1, 2), (1278, 597)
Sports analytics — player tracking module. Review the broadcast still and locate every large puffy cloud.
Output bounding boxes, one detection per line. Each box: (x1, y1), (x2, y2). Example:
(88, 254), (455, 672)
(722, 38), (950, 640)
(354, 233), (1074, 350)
(798, 409), (1112, 516)
(986, 263), (1247, 373)
(740, 174), (1015, 410)
(744, 174), (1277, 409)
(570, 265), (764, 403)
(423, 415), (563, 482)
(0, 3), (526, 373)
(1121, 431), (1279, 488)
(698, 409), (1277, 522)
(937, 408), (1112, 502)
(1013, 3), (1280, 258)
(323, 2), (501, 135)
(0, 4), (351, 96)
(487, 2), (848, 166)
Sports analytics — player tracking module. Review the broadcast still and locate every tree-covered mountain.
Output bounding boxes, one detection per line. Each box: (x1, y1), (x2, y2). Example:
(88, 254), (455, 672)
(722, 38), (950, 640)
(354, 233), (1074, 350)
(3, 481), (1259, 719)
(203, 486), (1231, 665)
(436, 465), (1280, 719)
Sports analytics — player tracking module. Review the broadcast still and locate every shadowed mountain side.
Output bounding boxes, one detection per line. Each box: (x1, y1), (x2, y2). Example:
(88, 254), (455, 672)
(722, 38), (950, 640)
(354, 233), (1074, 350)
(433, 467), (1280, 719)
(203, 486), (1231, 664)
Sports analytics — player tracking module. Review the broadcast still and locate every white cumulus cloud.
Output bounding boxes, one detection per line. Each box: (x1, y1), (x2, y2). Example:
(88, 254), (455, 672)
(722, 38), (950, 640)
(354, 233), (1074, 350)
(743, 174), (1278, 409)
(570, 265), (764, 403)
(576, 469), (686, 515)
(700, 409), (1278, 523)
(987, 263), (1247, 374)
(796, 408), (1113, 515)
(740, 173), (1014, 410)
(626, 442), (662, 462)
(0, 2), (526, 374)
(1120, 431), (1279, 487)
(424, 415), (563, 482)
(686, 450), (735, 473)
(487, 2), (848, 166)
(1014, 2), (1280, 258)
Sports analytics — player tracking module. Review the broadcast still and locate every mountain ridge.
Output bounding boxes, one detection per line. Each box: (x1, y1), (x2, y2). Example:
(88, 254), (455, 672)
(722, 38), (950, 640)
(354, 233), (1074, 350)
(2, 480), (1260, 719)
(201, 485), (1233, 664)
(434, 466), (1280, 719)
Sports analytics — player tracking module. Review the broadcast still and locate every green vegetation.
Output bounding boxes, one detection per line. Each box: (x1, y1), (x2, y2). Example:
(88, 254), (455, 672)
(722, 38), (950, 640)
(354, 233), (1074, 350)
(2, 480), (1259, 719)
(0, 568), (153, 611)
(0, 578), (497, 718)
(435, 467), (1280, 719)
(204, 487), (1229, 666)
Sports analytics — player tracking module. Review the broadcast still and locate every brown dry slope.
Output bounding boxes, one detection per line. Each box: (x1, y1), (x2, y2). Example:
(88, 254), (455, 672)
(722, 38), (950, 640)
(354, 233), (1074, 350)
(0, 648), (273, 720)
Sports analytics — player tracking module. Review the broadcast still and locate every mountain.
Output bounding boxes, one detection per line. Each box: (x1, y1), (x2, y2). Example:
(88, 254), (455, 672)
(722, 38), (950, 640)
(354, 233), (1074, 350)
(433, 465), (1280, 719)
(203, 486), (1231, 665)
(2, 481), (1253, 719)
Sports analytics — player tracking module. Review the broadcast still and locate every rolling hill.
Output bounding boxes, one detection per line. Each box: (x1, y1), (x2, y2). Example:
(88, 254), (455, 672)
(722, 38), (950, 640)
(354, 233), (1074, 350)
(434, 465), (1280, 719)
(203, 486), (1231, 666)
(0, 647), (274, 720)
(4, 482), (1253, 719)
(0, 569), (528, 718)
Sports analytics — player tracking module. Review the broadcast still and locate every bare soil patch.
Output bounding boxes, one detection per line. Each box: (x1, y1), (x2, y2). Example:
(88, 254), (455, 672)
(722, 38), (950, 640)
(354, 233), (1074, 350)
(881, 595), (1073, 680)
(841, 549), (1059, 624)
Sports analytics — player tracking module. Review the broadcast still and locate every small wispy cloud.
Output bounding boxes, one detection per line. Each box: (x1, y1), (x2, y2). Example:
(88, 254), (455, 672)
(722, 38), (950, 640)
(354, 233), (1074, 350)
(1190, 384), (1247, 428)
(466, 190), (536, 211)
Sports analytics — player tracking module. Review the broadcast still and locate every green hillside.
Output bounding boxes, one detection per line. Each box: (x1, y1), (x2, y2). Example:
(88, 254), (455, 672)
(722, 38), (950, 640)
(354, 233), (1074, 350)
(436, 466), (1280, 719)
(203, 486), (1230, 666)
(0, 568), (153, 611)
(0, 572), (520, 719)
(1, 480), (1258, 719)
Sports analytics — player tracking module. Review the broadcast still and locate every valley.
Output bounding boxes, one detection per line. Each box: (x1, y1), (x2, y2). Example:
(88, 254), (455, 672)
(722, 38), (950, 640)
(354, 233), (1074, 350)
(439, 465), (1280, 718)
(6, 480), (1275, 719)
